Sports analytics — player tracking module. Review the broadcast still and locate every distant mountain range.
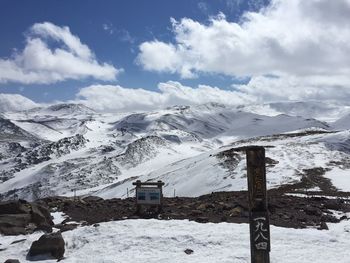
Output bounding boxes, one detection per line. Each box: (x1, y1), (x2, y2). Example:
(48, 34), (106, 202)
(1, 100), (350, 201)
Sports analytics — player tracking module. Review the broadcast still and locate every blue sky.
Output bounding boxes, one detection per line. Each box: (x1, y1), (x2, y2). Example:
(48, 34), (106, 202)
(0, 0), (268, 102)
(1, 0), (350, 111)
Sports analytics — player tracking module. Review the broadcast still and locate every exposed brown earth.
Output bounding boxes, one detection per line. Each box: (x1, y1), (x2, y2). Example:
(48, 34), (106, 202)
(40, 189), (350, 231)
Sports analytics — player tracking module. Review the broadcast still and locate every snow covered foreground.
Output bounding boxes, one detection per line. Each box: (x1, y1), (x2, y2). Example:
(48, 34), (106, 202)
(1, 217), (350, 263)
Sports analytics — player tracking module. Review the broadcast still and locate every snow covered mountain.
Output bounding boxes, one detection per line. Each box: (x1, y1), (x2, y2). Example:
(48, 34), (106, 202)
(0, 101), (349, 201)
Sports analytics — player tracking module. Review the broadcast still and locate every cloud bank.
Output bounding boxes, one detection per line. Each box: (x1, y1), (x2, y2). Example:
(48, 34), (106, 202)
(0, 22), (121, 84)
(75, 81), (253, 112)
(137, 0), (350, 87)
(0, 93), (39, 112)
(76, 78), (350, 112)
(5, 77), (350, 113)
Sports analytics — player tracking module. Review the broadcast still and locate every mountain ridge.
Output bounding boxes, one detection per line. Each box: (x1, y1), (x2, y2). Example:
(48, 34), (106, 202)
(0, 101), (349, 201)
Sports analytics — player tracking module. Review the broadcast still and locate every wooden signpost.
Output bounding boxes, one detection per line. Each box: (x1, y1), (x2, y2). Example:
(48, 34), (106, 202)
(246, 146), (270, 263)
(132, 180), (165, 214)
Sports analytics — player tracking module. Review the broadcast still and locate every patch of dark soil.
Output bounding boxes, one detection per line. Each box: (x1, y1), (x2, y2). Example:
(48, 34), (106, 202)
(327, 159), (350, 170)
(40, 190), (350, 230)
(265, 157), (279, 168)
(216, 150), (242, 177)
(302, 167), (337, 192)
(215, 147), (278, 177)
(270, 167), (337, 195)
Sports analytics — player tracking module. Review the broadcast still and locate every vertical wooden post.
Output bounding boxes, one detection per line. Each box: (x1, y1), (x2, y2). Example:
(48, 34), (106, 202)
(246, 146), (270, 263)
(135, 180), (141, 214)
(157, 180), (163, 213)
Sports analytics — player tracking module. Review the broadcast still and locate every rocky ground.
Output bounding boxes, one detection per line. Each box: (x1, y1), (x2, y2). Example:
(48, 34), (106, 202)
(1, 189), (350, 261)
(2, 182), (350, 238)
(39, 188), (350, 231)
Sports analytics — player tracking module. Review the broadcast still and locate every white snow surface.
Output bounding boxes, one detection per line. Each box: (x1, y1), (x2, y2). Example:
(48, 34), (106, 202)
(324, 168), (350, 192)
(1, 218), (350, 263)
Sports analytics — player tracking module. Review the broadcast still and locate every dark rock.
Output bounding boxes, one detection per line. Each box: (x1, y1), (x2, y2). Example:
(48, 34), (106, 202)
(304, 206), (322, 216)
(0, 214), (31, 227)
(0, 200), (53, 235)
(265, 157), (279, 167)
(93, 223), (100, 227)
(206, 204), (215, 209)
(228, 206), (243, 217)
(30, 203), (54, 232)
(323, 200), (342, 210)
(340, 215), (347, 220)
(0, 200), (30, 215)
(28, 232), (65, 260)
(101, 146), (115, 153)
(321, 214), (340, 223)
(54, 223), (79, 232)
(4, 259), (21, 263)
(184, 249), (194, 255)
(281, 214), (290, 220)
(221, 203), (233, 210)
(82, 196), (104, 202)
(196, 204), (207, 210)
(0, 226), (26, 236)
(0, 214), (31, 235)
(11, 239), (26, 244)
(297, 216), (307, 223)
(190, 210), (202, 216)
(195, 217), (209, 223)
(221, 215), (228, 221)
(318, 221), (329, 230)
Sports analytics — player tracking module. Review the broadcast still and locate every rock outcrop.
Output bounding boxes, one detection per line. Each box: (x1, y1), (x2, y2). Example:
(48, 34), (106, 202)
(28, 232), (65, 260)
(0, 200), (53, 235)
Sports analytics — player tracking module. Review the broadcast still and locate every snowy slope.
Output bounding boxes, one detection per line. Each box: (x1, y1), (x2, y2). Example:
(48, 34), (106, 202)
(94, 130), (350, 198)
(331, 113), (350, 130)
(241, 101), (350, 122)
(0, 101), (350, 201)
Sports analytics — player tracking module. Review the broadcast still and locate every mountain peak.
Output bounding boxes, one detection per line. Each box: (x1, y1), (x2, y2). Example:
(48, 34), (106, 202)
(45, 103), (95, 115)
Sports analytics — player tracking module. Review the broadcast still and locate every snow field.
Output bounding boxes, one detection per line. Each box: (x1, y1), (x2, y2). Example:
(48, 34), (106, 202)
(1, 217), (350, 263)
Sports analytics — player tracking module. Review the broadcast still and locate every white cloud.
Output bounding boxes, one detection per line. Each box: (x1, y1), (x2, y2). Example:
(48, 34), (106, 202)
(235, 75), (350, 103)
(137, 41), (184, 75)
(103, 23), (114, 35)
(225, 0), (242, 13)
(75, 77), (350, 113)
(102, 24), (135, 44)
(0, 22), (121, 84)
(75, 81), (253, 112)
(0, 93), (39, 112)
(198, 2), (209, 14)
(137, 0), (350, 83)
(118, 29), (135, 44)
(4, 75), (350, 114)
